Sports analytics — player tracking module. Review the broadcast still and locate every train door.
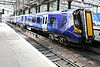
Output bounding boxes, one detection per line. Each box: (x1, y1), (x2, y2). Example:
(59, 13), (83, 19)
(73, 10), (94, 43)
(85, 11), (94, 41)
(80, 10), (94, 42)
(42, 15), (48, 31)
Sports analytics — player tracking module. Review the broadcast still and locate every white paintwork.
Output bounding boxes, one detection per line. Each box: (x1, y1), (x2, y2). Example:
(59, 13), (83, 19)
(42, 15), (48, 31)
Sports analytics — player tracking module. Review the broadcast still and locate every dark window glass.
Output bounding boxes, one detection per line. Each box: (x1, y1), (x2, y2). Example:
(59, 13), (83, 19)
(50, 18), (56, 25)
(37, 17), (40, 23)
(32, 17), (36, 23)
(28, 18), (31, 22)
(43, 17), (44, 24)
(43, 17), (48, 24)
(21, 16), (23, 21)
(45, 17), (47, 24)
(25, 16), (27, 22)
(74, 12), (81, 28)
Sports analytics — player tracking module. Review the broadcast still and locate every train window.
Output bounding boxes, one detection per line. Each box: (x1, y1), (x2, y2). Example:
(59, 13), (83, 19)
(18, 17), (20, 22)
(25, 16), (27, 22)
(45, 17), (47, 24)
(21, 16), (23, 21)
(50, 18), (56, 25)
(28, 18), (31, 22)
(32, 17), (36, 23)
(74, 12), (81, 28)
(37, 17), (40, 23)
(43, 17), (44, 24)
(62, 16), (67, 27)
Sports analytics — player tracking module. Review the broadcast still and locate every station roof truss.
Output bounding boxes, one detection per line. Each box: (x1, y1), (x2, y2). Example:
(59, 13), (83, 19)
(20, 0), (100, 10)
(0, 0), (100, 15)
(74, 0), (100, 7)
(0, 0), (16, 5)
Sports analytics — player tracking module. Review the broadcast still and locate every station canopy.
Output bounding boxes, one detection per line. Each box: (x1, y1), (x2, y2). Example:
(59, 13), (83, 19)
(0, 0), (16, 16)
(0, 0), (100, 16)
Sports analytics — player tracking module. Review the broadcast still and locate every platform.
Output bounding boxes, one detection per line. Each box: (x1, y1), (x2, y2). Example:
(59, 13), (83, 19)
(0, 23), (57, 67)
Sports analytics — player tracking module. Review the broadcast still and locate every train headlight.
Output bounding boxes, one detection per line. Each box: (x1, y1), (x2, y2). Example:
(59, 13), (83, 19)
(72, 26), (82, 34)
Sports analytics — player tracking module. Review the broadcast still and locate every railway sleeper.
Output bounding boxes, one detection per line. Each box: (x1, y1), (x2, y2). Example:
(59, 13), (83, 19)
(48, 56), (61, 62)
(44, 53), (55, 57)
(41, 51), (50, 54)
(37, 48), (47, 51)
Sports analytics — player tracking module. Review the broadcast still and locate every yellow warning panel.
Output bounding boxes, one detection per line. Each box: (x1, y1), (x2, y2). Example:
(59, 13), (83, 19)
(86, 12), (93, 36)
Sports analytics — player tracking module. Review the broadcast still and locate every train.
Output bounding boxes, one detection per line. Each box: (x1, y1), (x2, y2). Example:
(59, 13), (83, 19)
(7, 9), (94, 45)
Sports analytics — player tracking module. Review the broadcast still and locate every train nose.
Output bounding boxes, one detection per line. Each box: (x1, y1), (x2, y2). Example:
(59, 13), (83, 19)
(72, 26), (82, 34)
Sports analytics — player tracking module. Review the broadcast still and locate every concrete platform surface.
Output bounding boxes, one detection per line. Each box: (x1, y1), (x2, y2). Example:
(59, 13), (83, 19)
(0, 23), (57, 67)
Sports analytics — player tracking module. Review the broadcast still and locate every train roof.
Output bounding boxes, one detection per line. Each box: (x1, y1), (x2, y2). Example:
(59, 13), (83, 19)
(32, 9), (79, 16)
(9, 9), (83, 18)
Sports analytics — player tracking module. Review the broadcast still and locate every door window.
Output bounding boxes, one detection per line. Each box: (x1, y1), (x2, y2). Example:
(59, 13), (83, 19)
(43, 17), (48, 24)
(45, 17), (47, 24)
(43, 17), (44, 24)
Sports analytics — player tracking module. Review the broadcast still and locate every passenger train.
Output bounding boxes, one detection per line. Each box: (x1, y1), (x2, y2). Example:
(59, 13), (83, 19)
(7, 9), (94, 45)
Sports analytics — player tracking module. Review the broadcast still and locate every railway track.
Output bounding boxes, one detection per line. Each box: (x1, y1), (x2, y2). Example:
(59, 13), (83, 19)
(29, 38), (80, 67)
(7, 23), (80, 67)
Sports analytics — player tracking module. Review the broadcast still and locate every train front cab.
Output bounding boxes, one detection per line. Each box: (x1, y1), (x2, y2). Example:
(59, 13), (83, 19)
(73, 9), (94, 43)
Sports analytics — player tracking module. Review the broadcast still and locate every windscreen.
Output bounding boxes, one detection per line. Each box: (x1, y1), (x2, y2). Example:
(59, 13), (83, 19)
(73, 10), (83, 30)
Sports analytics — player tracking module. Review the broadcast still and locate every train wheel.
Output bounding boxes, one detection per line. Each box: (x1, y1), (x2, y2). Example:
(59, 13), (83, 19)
(59, 37), (68, 46)
(49, 34), (55, 40)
